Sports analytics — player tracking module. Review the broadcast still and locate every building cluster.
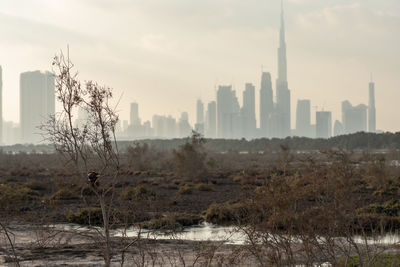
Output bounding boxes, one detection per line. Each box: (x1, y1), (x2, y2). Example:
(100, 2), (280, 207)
(295, 79), (376, 139)
(0, 5), (378, 145)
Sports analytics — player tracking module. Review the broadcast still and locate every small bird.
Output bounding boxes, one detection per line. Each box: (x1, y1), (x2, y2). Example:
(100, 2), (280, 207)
(87, 171), (100, 187)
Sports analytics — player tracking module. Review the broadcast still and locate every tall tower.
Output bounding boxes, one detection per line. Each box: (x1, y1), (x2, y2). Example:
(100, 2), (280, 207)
(195, 99), (205, 135)
(206, 101), (217, 138)
(260, 72), (273, 137)
(276, 0), (291, 138)
(242, 83), (256, 139)
(368, 79), (376, 133)
(196, 99), (204, 124)
(130, 102), (140, 126)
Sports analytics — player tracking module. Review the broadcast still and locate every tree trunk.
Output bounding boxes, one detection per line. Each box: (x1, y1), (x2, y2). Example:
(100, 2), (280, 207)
(100, 196), (112, 267)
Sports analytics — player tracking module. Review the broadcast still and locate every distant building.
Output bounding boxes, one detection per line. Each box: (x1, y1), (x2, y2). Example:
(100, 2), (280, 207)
(205, 101), (216, 138)
(316, 111), (332, 139)
(368, 81), (376, 133)
(242, 83), (256, 139)
(342, 101), (367, 134)
(20, 71), (55, 144)
(296, 99), (311, 137)
(129, 102), (147, 138)
(217, 85), (240, 139)
(259, 72), (273, 137)
(130, 102), (140, 126)
(269, 108), (284, 138)
(333, 120), (344, 137)
(196, 99), (204, 135)
(152, 115), (177, 138)
(275, 4), (291, 138)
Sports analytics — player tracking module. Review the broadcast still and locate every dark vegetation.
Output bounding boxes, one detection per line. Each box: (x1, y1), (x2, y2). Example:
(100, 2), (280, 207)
(3, 131), (400, 154)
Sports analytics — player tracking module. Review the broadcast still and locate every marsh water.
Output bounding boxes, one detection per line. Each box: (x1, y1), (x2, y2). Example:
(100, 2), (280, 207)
(60, 222), (400, 245)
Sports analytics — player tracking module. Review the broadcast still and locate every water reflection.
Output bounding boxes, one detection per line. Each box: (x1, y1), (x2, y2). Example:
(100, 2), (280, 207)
(59, 223), (400, 246)
(119, 222), (246, 245)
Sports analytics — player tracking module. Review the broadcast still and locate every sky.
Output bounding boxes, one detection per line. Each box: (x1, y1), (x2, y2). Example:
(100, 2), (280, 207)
(0, 0), (399, 132)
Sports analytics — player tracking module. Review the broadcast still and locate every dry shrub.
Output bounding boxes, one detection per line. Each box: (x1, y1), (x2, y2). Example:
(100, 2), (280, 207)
(67, 207), (103, 226)
(0, 183), (39, 206)
(204, 201), (251, 225)
(120, 185), (156, 202)
(142, 213), (202, 230)
(178, 183), (194, 195)
(173, 132), (209, 180)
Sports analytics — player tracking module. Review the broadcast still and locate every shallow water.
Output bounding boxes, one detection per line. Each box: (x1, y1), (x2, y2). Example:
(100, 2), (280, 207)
(119, 222), (246, 244)
(59, 222), (400, 246)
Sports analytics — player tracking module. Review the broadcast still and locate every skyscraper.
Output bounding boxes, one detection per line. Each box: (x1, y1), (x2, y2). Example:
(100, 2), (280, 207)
(217, 85), (240, 139)
(195, 99), (205, 135)
(242, 83), (256, 139)
(342, 100), (368, 134)
(0, 66), (2, 145)
(20, 71), (55, 144)
(259, 72), (273, 137)
(296, 99), (311, 137)
(205, 101), (216, 138)
(316, 111), (332, 139)
(130, 102), (140, 126)
(368, 80), (376, 133)
(275, 2), (291, 138)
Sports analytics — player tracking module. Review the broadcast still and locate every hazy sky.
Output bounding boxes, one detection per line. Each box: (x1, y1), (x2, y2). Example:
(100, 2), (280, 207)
(0, 0), (399, 131)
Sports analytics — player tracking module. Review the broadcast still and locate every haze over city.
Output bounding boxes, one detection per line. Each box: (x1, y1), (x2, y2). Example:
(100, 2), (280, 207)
(3, 1), (400, 265)
(0, 0), (399, 143)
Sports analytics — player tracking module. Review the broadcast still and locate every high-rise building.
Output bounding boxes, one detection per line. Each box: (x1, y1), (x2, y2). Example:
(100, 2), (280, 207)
(275, 2), (291, 138)
(342, 100), (368, 134)
(316, 111), (332, 139)
(195, 99), (205, 135)
(259, 72), (273, 137)
(296, 99), (311, 137)
(0, 66), (2, 144)
(242, 83), (256, 139)
(20, 71), (55, 144)
(130, 102), (140, 126)
(217, 85), (240, 139)
(368, 81), (376, 133)
(205, 101), (216, 138)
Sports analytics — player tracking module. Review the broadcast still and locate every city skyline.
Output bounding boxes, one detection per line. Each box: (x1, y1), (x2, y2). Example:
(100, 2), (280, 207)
(0, 0), (398, 134)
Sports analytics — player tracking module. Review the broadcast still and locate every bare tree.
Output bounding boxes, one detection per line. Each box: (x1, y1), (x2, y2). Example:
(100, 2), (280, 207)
(41, 49), (120, 266)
